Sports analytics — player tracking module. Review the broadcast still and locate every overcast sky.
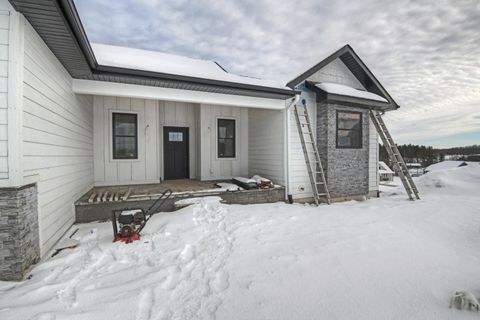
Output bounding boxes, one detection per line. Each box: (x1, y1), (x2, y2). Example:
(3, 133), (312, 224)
(75, 0), (480, 148)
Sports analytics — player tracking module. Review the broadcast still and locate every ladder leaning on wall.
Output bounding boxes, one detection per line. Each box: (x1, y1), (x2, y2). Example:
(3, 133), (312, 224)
(369, 110), (420, 201)
(293, 101), (331, 205)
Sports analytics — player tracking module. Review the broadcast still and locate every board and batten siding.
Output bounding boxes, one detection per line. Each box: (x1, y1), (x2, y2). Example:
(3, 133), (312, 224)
(199, 103), (248, 180)
(22, 21), (94, 254)
(0, 10), (9, 180)
(159, 100), (198, 180)
(248, 108), (285, 185)
(93, 96), (159, 186)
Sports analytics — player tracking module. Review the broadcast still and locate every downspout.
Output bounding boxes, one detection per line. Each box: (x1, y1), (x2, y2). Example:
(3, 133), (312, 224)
(284, 94), (300, 203)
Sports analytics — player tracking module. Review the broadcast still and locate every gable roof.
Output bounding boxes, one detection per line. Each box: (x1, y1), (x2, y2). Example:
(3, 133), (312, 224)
(379, 161), (394, 174)
(9, 0), (296, 100)
(287, 45), (399, 109)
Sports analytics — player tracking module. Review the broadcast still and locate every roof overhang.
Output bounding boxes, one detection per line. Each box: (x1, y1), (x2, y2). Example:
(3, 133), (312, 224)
(287, 45), (400, 110)
(9, 0), (96, 77)
(305, 81), (396, 111)
(88, 65), (298, 100)
(72, 79), (289, 110)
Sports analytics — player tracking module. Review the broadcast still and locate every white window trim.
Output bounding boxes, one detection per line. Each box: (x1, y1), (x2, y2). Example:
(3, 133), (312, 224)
(109, 109), (141, 162)
(215, 116), (238, 161)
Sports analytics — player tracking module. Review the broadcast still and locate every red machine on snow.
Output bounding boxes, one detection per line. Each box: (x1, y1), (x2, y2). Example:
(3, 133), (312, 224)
(112, 189), (172, 243)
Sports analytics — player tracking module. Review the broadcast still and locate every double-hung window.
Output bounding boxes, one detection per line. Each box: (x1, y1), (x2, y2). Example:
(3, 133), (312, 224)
(112, 112), (138, 159)
(336, 111), (362, 148)
(217, 119), (236, 158)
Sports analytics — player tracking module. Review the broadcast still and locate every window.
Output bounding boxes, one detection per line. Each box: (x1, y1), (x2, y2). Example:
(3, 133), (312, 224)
(168, 132), (183, 142)
(112, 113), (138, 159)
(336, 111), (362, 148)
(217, 119), (236, 158)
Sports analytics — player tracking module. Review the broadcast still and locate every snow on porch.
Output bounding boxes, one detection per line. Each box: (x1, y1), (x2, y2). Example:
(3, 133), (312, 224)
(1, 166), (480, 319)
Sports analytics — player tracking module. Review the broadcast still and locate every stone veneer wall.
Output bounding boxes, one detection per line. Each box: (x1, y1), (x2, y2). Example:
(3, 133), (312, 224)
(317, 102), (369, 198)
(0, 184), (40, 280)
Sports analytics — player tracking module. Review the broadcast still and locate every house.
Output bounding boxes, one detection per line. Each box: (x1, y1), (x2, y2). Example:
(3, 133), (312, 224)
(425, 161), (468, 173)
(406, 163), (424, 177)
(0, 0), (400, 280)
(379, 161), (394, 182)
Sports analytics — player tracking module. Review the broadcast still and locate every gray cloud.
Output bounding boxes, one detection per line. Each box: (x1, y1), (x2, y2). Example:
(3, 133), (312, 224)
(74, 0), (480, 146)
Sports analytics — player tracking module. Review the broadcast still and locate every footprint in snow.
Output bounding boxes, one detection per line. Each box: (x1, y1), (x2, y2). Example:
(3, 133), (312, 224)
(161, 266), (181, 291)
(211, 270), (229, 293)
(179, 244), (196, 263)
(136, 287), (154, 320)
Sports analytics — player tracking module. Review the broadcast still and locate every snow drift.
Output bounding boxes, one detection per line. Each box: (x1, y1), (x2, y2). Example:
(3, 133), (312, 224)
(1, 166), (480, 319)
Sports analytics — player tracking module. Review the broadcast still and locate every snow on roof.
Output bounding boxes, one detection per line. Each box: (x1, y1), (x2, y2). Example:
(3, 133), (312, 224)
(315, 82), (388, 103)
(406, 163), (422, 167)
(92, 43), (289, 90)
(379, 161), (394, 174)
(425, 161), (468, 172)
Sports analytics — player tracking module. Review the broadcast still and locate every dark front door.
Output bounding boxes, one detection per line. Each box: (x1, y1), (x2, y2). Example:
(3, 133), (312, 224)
(163, 127), (189, 180)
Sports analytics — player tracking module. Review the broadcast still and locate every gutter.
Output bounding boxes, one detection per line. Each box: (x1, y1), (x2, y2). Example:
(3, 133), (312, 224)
(284, 94), (300, 202)
(95, 65), (299, 99)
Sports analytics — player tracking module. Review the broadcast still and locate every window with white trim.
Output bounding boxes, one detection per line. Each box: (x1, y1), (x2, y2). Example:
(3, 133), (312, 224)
(112, 112), (138, 159)
(217, 119), (236, 158)
(336, 111), (362, 149)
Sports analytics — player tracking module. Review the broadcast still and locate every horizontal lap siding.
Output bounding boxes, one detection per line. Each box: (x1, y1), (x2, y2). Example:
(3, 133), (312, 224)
(248, 108), (284, 185)
(289, 91), (316, 199)
(0, 11), (8, 179)
(22, 22), (93, 255)
(368, 114), (379, 193)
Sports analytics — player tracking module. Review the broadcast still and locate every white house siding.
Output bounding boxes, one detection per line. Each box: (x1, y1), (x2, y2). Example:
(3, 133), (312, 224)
(368, 114), (379, 195)
(306, 58), (364, 89)
(22, 21), (94, 254)
(0, 10), (8, 180)
(93, 96), (159, 186)
(288, 90), (316, 200)
(159, 100), (198, 180)
(248, 108), (285, 185)
(199, 104), (248, 180)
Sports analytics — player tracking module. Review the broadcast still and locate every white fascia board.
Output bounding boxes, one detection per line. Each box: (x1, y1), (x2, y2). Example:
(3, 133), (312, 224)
(72, 79), (287, 110)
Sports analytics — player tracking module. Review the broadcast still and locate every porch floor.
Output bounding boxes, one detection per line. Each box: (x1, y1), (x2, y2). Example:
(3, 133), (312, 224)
(77, 179), (223, 204)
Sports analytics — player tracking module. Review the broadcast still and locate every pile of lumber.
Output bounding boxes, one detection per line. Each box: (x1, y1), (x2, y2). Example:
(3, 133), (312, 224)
(232, 175), (274, 190)
(252, 175), (274, 189)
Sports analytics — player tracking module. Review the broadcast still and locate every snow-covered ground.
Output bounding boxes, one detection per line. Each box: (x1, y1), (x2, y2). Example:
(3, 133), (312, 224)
(1, 166), (480, 319)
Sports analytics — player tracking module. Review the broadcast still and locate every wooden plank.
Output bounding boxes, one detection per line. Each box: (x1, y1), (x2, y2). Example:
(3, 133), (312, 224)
(102, 191), (109, 202)
(108, 192), (114, 202)
(87, 192), (96, 203)
(96, 192), (102, 203)
(121, 189), (131, 201)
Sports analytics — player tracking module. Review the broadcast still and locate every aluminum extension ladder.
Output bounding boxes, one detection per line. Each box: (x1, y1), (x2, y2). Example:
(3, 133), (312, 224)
(293, 102), (331, 205)
(369, 110), (420, 200)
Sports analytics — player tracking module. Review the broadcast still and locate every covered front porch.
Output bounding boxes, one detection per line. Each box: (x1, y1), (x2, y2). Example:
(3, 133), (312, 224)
(73, 81), (290, 222)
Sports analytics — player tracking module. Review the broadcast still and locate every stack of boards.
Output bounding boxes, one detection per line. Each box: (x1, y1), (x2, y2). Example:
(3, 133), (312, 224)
(232, 175), (274, 190)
